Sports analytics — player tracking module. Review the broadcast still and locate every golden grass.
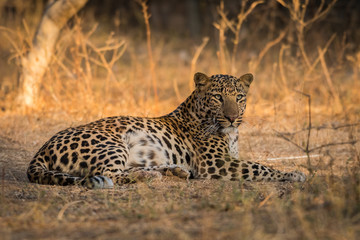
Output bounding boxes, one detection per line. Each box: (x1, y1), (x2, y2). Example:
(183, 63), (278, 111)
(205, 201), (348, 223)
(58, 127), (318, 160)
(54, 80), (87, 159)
(0, 1), (360, 239)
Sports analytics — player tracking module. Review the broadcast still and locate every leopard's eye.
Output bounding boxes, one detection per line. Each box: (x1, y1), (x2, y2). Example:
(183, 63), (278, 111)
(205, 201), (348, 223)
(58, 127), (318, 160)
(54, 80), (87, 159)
(214, 94), (223, 101)
(236, 94), (245, 101)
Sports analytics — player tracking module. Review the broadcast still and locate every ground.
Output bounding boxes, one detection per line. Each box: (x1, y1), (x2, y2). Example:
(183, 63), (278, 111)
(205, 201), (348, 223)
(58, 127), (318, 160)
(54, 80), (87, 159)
(1, 114), (359, 240)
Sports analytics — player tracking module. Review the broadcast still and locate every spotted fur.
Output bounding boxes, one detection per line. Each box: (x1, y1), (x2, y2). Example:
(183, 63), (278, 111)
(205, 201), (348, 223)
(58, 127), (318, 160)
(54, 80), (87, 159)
(27, 72), (306, 188)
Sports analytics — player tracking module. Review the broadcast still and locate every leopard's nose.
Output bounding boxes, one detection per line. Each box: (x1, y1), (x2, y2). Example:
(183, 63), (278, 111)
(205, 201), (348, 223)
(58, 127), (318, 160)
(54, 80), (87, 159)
(224, 115), (237, 123)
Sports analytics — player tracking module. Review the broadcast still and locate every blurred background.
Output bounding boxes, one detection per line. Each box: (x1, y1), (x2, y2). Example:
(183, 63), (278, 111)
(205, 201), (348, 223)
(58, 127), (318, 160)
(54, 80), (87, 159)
(0, 0), (359, 123)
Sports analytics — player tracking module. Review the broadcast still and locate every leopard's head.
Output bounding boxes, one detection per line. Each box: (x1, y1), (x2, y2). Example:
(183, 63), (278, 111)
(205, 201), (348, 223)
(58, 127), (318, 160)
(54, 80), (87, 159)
(193, 72), (253, 133)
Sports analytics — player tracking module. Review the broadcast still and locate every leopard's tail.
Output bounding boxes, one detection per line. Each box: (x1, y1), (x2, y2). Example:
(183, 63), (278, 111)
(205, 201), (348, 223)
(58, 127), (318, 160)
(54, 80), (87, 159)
(27, 157), (113, 189)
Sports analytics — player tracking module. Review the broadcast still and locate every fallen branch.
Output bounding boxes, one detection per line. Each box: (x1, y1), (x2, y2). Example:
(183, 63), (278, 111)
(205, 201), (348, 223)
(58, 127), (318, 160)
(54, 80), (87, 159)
(277, 122), (360, 137)
(264, 154), (322, 161)
(309, 141), (357, 153)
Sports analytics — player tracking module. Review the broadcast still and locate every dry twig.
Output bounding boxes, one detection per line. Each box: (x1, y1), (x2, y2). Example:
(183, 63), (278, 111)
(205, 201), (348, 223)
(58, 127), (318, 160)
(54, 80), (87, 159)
(214, 0), (263, 74)
(277, 0), (337, 68)
(249, 28), (287, 72)
(275, 91), (359, 173)
(189, 37), (209, 91)
(138, 0), (158, 104)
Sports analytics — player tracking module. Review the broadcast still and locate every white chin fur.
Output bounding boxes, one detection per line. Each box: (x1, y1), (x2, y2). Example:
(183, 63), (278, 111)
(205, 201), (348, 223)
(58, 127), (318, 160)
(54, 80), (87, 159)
(220, 127), (238, 134)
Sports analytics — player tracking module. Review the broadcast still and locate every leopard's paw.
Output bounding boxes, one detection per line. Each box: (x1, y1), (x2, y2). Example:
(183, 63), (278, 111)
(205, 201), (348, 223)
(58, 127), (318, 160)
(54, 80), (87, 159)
(286, 170), (306, 182)
(91, 176), (114, 189)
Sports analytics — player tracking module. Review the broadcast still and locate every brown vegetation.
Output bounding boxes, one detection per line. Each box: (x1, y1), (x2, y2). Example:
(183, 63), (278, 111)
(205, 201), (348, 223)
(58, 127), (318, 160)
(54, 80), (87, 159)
(0, 0), (359, 239)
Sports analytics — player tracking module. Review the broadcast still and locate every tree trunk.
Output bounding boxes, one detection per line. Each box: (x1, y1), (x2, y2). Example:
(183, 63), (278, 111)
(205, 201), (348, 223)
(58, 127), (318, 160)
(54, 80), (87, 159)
(18, 0), (88, 108)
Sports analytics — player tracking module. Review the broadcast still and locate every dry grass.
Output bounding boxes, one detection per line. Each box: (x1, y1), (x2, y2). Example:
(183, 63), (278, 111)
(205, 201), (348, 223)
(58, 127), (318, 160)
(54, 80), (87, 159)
(0, 115), (359, 239)
(0, 1), (360, 239)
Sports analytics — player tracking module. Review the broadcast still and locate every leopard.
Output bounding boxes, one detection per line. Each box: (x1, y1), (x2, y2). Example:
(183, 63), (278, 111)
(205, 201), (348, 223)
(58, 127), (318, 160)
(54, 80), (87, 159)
(27, 72), (306, 188)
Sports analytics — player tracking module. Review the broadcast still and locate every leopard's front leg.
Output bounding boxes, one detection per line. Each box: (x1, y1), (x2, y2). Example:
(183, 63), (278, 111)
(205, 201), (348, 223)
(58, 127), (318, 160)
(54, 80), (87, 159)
(234, 160), (306, 182)
(198, 157), (306, 182)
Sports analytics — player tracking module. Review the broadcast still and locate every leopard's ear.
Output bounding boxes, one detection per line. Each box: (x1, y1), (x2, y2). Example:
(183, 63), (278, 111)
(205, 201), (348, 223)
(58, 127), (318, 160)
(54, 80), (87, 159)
(194, 72), (211, 91)
(239, 73), (253, 88)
